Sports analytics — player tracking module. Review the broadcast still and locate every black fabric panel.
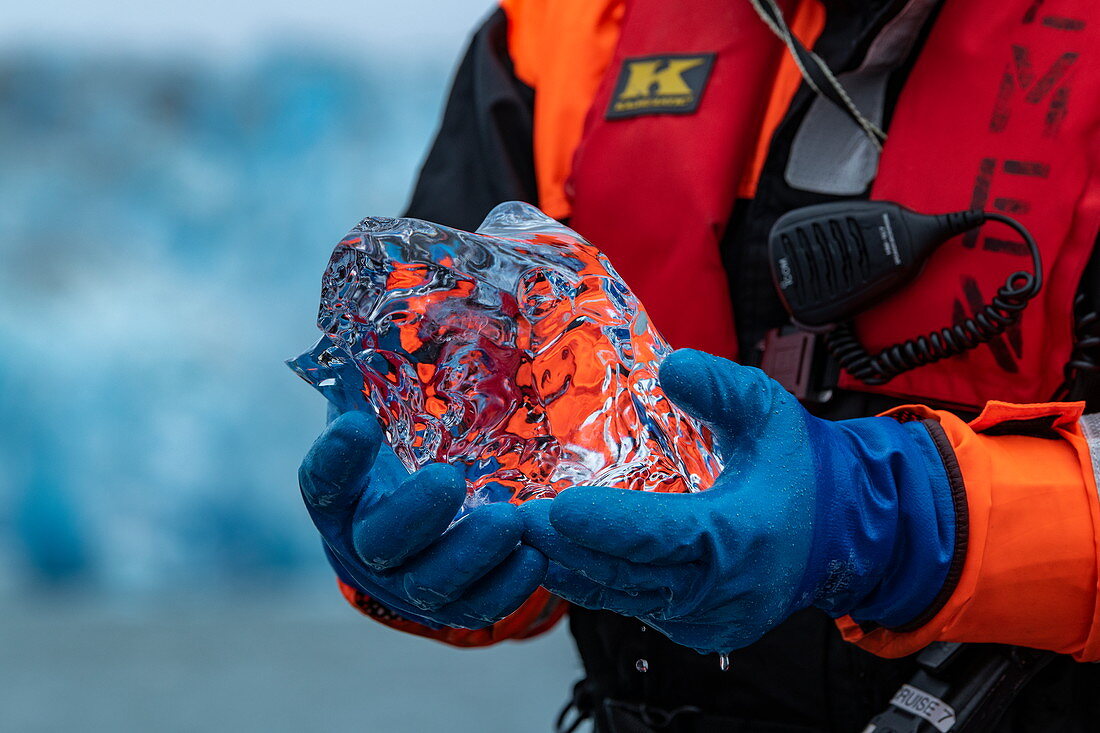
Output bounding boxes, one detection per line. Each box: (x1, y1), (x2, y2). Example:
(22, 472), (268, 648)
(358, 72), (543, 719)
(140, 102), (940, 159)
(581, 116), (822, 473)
(404, 7), (537, 230)
(978, 415), (1061, 439)
(1061, 242), (1100, 406)
(569, 606), (917, 732)
(571, 602), (1100, 732)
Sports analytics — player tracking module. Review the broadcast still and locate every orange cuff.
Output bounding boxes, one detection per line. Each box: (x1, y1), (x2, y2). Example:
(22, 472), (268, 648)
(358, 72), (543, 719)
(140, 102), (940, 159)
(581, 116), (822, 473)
(838, 401), (1100, 661)
(336, 579), (568, 648)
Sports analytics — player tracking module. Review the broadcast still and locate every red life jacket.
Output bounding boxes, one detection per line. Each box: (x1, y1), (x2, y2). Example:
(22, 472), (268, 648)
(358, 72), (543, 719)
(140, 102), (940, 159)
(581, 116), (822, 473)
(568, 0), (1100, 408)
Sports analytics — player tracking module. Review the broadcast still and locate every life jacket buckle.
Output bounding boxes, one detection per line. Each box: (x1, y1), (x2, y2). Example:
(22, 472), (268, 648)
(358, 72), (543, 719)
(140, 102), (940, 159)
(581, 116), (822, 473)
(758, 325), (839, 402)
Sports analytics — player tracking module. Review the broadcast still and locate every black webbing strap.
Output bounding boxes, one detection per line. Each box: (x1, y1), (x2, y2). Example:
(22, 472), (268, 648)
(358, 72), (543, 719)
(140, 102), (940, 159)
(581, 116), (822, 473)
(864, 643), (1054, 732)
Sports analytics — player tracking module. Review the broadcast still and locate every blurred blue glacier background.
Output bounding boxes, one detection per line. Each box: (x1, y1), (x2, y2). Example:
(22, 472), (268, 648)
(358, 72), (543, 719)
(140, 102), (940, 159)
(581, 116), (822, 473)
(0, 3), (578, 731)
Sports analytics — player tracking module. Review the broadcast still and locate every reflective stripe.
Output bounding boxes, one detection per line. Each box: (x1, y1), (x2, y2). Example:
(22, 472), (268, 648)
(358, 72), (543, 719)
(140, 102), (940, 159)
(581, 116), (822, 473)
(1079, 413), (1100, 499)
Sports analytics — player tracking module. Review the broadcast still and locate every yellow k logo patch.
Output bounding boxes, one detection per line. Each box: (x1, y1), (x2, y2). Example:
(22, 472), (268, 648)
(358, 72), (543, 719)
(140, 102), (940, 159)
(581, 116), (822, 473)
(620, 58), (706, 98)
(607, 53), (716, 119)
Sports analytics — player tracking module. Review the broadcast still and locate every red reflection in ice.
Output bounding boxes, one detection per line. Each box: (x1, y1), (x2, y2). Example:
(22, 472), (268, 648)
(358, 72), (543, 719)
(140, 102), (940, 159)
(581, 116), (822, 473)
(290, 202), (722, 508)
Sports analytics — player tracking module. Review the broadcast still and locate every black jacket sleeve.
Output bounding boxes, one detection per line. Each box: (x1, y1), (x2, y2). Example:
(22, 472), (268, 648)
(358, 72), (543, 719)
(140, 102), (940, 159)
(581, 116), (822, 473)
(404, 7), (538, 231)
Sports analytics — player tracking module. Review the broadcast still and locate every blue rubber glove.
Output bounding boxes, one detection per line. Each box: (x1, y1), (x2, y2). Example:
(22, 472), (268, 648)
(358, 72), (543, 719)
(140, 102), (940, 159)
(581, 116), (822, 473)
(520, 349), (958, 654)
(300, 411), (547, 629)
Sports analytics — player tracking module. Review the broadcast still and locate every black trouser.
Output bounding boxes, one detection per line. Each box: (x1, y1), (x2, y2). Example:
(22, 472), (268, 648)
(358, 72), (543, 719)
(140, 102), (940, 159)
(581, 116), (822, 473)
(566, 607), (1100, 733)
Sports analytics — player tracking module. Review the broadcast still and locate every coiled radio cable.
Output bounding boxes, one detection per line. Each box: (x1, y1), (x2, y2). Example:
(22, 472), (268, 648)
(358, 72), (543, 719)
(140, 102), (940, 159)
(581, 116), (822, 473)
(825, 214), (1042, 385)
(768, 203), (1043, 387)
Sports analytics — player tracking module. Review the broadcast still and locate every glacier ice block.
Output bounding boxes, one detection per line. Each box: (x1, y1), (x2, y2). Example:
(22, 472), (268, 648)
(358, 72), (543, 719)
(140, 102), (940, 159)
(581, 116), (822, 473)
(289, 202), (721, 508)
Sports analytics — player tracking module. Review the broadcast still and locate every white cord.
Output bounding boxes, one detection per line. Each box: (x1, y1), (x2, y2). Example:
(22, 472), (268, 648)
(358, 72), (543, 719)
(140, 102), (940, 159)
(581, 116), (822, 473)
(749, 0), (886, 152)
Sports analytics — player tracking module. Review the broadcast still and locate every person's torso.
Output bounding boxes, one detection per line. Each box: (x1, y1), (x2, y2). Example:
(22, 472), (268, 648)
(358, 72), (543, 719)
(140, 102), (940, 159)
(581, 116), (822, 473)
(543, 0), (1100, 729)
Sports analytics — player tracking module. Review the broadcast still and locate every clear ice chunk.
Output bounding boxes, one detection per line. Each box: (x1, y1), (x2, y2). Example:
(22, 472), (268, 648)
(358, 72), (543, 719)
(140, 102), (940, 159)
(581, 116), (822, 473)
(288, 202), (722, 508)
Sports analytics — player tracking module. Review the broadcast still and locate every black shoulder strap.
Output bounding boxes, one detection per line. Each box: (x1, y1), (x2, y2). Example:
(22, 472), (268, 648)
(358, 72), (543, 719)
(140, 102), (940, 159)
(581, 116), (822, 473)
(1056, 233), (1100, 405)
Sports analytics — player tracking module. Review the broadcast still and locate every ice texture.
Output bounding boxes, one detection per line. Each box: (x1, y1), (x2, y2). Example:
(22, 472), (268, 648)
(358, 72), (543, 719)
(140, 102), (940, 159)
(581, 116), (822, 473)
(289, 202), (722, 507)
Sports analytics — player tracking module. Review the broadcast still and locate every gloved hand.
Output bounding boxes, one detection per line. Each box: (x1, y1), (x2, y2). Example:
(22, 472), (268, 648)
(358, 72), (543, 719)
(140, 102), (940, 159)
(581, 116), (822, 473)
(520, 349), (959, 654)
(300, 410), (547, 629)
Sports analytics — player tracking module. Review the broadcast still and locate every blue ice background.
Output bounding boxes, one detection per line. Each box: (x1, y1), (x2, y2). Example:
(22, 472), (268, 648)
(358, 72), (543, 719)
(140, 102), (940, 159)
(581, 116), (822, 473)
(0, 16), (580, 731)
(0, 49), (452, 594)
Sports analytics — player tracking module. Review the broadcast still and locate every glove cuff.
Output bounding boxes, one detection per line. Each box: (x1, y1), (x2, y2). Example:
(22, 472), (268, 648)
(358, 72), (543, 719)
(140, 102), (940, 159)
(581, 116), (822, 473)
(839, 401), (1100, 660)
(803, 415), (958, 627)
(845, 418), (964, 628)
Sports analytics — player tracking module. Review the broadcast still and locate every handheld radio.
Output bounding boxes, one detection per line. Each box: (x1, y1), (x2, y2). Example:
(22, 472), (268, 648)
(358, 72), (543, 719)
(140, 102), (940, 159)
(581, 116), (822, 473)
(767, 201), (1043, 385)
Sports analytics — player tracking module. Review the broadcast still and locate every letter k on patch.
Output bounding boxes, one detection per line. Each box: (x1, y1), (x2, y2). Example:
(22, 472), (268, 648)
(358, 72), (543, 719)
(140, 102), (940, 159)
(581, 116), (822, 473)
(606, 53), (716, 119)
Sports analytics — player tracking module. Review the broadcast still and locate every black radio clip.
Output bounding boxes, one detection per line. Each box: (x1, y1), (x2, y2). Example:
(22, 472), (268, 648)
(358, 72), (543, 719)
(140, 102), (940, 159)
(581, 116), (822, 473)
(765, 201), (1043, 388)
